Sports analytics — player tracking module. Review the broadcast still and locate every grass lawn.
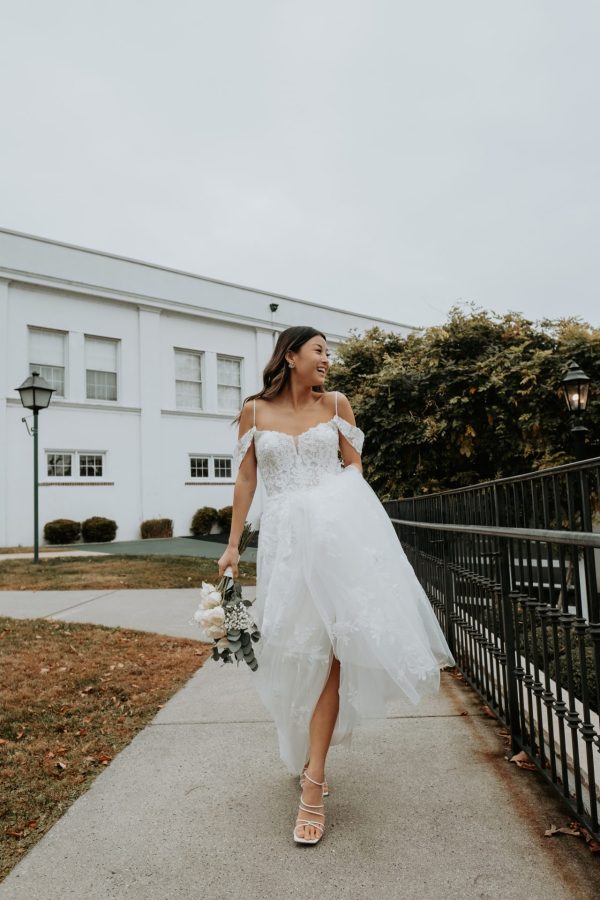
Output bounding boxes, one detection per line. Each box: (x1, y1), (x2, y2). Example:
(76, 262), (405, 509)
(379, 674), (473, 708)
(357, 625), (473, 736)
(0, 554), (256, 591)
(0, 547), (70, 555)
(0, 615), (213, 882)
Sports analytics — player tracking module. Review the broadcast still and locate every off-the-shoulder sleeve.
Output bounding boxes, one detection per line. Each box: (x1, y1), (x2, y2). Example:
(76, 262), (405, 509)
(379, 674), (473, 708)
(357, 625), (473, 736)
(234, 426), (256, 469)
(333, 415), (365, 455)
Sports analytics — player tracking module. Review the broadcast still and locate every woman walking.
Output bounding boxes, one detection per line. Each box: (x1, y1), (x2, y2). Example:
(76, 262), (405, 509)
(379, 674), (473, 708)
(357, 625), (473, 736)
(218, 325), (454, 845)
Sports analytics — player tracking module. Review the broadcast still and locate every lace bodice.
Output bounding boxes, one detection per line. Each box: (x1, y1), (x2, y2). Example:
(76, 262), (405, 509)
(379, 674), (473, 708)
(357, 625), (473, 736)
(234, 391), (365, 500)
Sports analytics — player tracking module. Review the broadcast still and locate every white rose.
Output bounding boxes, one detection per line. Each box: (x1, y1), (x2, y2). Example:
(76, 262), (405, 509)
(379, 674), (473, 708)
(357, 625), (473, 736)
(198, 585), (223, 610)
(197, 606), (226, 640)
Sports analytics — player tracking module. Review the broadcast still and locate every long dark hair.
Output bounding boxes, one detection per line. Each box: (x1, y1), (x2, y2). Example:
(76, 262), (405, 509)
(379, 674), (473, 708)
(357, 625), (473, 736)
(232, 325), (328, 426)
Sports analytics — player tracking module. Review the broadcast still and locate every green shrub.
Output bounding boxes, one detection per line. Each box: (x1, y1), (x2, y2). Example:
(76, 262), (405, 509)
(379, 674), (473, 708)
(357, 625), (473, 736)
(81, 516), (117, 543)
(191, 507), (218, 537)
(216, 505), (233, 532)
(43, 519), (81, 545)
(140, 518), (173, 539)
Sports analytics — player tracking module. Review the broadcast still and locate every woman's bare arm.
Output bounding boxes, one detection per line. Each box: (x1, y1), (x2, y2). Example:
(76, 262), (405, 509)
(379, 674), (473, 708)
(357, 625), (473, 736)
(218, 402), (257, 576)
(335, 392), (364, 474)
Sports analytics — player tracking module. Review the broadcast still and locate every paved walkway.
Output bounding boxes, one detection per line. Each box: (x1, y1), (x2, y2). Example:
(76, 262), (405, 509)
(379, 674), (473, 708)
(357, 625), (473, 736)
(1, 590), (599, 899)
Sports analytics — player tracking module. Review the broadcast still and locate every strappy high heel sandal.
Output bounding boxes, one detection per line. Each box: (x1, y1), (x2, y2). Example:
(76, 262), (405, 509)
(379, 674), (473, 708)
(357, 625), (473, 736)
(293, 771), (326, 845)
(300, 762), (329, 796)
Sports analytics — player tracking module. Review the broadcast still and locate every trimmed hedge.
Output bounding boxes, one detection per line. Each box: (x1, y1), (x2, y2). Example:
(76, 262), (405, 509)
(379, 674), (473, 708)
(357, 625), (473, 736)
(43, 519), (81, 545)
(191, 507), (218, 537)
(216, 505), (233, 532)
(140, 518), (173, 539)
(82, 516), (118, 543)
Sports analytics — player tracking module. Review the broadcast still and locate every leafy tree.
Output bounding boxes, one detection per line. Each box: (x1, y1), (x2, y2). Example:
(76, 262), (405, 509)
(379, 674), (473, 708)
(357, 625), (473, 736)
(328, 307), (600, 499)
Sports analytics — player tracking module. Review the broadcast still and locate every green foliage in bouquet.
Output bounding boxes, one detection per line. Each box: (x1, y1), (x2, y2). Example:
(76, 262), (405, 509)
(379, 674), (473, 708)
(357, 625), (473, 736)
(192, 523), (260, 671)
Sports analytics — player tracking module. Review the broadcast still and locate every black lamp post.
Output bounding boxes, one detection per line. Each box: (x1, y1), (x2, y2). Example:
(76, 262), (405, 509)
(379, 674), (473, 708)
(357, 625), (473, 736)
(561, 360), (591, 461)
(15, 371), (55, 562)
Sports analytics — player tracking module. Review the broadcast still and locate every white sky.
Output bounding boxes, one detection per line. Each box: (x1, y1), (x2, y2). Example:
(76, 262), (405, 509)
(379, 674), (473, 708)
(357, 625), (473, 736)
(1, 0), (599, 328)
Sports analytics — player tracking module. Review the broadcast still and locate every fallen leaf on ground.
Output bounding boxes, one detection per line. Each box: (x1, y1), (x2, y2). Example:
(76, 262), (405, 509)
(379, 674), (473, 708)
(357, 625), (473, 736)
(545, 824), (581, 837)
(509, 750), (537, 770)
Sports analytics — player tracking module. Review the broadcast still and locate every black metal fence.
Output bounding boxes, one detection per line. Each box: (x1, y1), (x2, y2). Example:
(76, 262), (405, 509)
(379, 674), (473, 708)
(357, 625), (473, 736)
(383, 456), (600, 840)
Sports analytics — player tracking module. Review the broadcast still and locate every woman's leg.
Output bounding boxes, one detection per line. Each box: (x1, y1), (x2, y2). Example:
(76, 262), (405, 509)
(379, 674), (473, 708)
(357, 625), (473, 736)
(295, 656), (340, 841)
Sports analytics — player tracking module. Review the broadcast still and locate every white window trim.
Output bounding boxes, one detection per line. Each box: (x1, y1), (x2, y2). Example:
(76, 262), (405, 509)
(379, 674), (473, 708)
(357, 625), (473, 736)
(216, 353), (243, 412)
(175, 347), (205, 411)
(188, 453), (234, 482)
(84, 334), (120, 403)
(45, 449), (108, 481)
(28, 326), (68, 399)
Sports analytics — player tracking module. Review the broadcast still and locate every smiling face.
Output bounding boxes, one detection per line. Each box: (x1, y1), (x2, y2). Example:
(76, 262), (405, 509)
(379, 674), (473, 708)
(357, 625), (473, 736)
(286, 335), (331, 386)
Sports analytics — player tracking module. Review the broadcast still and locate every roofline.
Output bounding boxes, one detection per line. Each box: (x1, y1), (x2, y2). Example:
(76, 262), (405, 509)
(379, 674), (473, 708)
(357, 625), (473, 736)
(0, 226), (417, 331)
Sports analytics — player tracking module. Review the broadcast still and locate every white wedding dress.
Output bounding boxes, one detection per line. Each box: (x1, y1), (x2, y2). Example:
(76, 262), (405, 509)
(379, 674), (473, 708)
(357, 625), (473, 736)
(234, 392), (455, 775)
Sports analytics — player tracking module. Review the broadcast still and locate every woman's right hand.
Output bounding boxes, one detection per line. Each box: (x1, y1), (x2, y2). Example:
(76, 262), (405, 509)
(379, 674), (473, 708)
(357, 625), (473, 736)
(218, 545), (241, 579)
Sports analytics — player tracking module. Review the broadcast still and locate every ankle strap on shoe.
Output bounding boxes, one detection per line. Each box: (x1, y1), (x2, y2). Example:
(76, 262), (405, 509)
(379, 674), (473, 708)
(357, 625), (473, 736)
(303, 771), (326, 787)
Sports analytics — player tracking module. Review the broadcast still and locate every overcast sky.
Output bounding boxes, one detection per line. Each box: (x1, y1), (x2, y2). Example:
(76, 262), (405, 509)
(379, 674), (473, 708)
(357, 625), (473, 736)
(1, 1), (599, 328)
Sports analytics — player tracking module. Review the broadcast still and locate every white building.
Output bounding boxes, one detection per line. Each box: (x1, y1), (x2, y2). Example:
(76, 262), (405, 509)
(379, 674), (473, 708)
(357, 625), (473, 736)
(0, 228), (415, 546)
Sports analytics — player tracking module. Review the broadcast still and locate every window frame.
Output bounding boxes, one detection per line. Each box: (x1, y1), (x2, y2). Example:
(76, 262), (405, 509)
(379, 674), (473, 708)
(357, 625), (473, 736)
(188, 453), (234, 482)
(84, 335), (119, 403)
(175, 347), (204, 410)
(45, 450), (107, 482)
(28, 326), (67, 398)
(216, 354), (242, 412)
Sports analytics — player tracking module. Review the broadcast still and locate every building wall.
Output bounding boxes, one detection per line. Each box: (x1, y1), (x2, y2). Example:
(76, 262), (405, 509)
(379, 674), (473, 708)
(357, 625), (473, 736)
(0, 228), (415, 547)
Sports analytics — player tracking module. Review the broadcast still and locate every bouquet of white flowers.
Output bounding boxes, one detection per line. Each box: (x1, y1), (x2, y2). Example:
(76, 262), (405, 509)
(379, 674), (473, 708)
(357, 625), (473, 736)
(191, 524), (260, 671)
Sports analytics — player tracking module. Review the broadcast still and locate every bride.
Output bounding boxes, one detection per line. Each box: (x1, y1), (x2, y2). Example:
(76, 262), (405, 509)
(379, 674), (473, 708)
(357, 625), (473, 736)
(218, 325), (454, 845)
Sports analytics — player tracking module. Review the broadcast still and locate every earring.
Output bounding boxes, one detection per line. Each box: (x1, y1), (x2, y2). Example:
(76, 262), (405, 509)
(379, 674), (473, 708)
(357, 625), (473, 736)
(288, 362), (294, 368)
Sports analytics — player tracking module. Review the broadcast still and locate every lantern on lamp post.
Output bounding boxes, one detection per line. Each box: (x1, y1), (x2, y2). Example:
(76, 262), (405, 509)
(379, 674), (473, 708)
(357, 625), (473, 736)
(15, 371), (55, 562)
(560, 360), (590, 461)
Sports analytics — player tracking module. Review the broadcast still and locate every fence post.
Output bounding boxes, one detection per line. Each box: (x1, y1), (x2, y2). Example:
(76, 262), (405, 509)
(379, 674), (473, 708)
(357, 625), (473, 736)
(498, 546), (522, 751)
(442, 539), (456, 658)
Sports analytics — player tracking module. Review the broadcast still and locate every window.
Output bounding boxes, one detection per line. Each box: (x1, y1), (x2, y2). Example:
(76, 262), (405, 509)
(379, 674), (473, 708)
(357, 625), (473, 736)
(214, 457), (232, 479)
(175, 350), (203, 409)
(29, 327), (66, 397)
(190, 457), (209, 478)
(46, 451), (105, 479)
(217, 355), (241, 410)
(86, 336), (118, 401)
(47, 453), (72, 477)
(79, 454), (103, 477)
(189, 455), (233, 480)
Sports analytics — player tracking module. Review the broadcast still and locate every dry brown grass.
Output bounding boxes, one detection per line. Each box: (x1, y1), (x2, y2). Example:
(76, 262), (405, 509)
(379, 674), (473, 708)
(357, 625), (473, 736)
(0, 615), (212, 881)
(0, 547), (67, 554)
(0, 554), (256, 591)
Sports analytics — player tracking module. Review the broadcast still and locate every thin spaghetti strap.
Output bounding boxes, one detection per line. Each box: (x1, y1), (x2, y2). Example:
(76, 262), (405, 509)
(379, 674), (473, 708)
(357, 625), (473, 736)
(253, 398), (256, 427)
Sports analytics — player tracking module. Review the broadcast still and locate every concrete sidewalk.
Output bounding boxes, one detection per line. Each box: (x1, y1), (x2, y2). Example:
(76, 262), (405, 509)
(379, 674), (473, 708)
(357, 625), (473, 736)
(1, 592), (599, 898)
(0, 587), (238, 640)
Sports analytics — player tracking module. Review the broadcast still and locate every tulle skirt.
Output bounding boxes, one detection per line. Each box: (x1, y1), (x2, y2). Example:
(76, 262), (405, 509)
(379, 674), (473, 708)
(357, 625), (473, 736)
(251, 464), (455, 775)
